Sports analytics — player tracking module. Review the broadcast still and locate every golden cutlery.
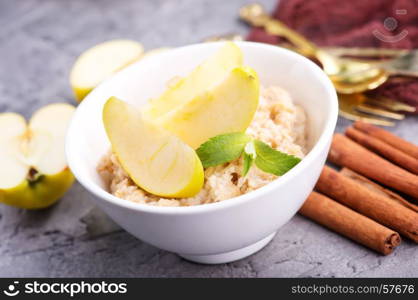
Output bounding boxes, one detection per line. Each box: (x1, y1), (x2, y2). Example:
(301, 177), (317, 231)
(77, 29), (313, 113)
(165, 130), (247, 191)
(327, 48), (418, 78)
(338, 93), (415, 126)
(325, 47), (409, 59)
(207, 34), (418, 78)
(205, 34), (416, 125)
(239, 3), (389, 94)
(206, 34), (417, 125)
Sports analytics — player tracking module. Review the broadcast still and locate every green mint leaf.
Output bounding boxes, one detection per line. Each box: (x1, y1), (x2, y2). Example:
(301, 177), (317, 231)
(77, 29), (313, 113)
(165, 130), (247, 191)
(253, 140), (301, 176)
(242, 152), (254, 177)
(196, 132), (251, 168)
(242, 140), (256, 176)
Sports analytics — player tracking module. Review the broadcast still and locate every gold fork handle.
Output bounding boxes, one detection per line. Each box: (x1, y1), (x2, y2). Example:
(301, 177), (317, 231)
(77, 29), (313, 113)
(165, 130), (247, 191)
(259, 16), (318, 56)
(326, 47), (408, 58)
(239, 4), (337, 73)
(240, 4), (322, 56)
(387, 69), (418, 78)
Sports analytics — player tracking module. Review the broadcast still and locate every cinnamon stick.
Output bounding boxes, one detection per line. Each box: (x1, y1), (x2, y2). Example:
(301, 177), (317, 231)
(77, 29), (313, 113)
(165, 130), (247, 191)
(346, 127), (418, 175)
(354, 121), (418, 158)
(340, 168), (418, 213)
(315, 166), (418, 242)
(328, 134), (418, 199)
(299, 191), (401, 255)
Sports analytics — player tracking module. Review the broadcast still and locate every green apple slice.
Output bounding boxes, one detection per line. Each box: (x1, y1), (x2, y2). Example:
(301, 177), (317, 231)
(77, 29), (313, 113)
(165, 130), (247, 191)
(141, 47), (171, 60)
(154, 66), (259, 149)
(103, 97), (204, 198)
(142, 42), (243, 119)
(0, 104), (75, 209)
(70, 39), (144, 102)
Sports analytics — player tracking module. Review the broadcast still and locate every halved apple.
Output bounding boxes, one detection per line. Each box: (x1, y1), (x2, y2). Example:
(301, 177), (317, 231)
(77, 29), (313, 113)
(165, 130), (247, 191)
(103, 97), (204, 198)
(70, 40), (144, 102)
(142, 42), (243, 119)
(155, 66), (259, 149)
(0, 103), (75, 209)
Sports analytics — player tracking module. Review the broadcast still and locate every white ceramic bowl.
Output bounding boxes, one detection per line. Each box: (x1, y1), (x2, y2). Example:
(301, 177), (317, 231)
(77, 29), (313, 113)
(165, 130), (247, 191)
(66, 42), (338, 264)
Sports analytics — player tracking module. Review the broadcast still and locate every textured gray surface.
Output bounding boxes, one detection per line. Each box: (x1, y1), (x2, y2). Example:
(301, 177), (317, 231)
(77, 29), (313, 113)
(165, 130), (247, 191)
(0, 0), (417, 277)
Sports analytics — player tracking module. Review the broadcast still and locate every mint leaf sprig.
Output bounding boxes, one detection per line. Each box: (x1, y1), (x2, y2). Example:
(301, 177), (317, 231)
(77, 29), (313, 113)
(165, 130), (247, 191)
(196, 132), (301, 177)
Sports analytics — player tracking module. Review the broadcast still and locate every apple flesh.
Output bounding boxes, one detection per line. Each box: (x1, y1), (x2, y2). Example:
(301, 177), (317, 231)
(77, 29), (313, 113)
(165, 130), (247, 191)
(70, 40), (144, 102)
(142, 42), (243, 119)
(103, 97), (204, 198)
(140, 47), (170, 61)
(0, 103), (75, 209)
(155, 66), (260, 149)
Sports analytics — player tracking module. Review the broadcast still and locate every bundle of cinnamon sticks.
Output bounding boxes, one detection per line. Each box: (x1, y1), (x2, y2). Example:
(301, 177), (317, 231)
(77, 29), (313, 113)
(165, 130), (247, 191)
(299, 121), (418, 255)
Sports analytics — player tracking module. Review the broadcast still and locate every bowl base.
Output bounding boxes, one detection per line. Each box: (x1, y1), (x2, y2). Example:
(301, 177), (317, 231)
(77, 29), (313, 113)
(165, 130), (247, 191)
(178, 232), (276, 264)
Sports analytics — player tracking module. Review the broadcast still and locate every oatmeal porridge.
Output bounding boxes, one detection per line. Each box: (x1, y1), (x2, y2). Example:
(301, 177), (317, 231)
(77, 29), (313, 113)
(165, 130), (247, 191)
(97, 85), (307, 206)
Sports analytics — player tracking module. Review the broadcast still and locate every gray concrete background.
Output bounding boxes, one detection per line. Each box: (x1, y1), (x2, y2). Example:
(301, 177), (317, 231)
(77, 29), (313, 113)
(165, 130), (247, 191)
(0, 0), (417, 277)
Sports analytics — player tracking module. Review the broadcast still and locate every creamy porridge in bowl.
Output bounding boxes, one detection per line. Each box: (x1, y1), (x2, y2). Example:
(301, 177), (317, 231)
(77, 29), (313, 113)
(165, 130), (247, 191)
(98, 86), (307, 207)
(66, 42), (338, 264)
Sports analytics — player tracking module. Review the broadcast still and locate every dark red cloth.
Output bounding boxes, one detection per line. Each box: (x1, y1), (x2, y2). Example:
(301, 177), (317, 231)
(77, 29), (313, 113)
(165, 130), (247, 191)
(247, 0), (418, 113)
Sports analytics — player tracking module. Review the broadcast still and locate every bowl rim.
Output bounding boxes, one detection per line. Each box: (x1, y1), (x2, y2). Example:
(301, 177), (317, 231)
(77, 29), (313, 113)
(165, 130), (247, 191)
(66, 41), (338, 216)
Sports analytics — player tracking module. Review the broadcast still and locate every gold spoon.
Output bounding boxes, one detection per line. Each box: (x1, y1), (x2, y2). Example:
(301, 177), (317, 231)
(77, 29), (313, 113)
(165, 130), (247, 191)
(239, 3), (389, 94)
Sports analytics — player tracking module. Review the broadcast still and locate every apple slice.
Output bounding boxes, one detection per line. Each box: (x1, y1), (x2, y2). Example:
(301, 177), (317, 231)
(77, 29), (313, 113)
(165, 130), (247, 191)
(103, 97), (204, 198)
(142, 42), (243, 119)
(154, 66), (259, 149)
(0, 103), (75, 209)
(140, 47), (171, 60)
(70, 40), (144, 102)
